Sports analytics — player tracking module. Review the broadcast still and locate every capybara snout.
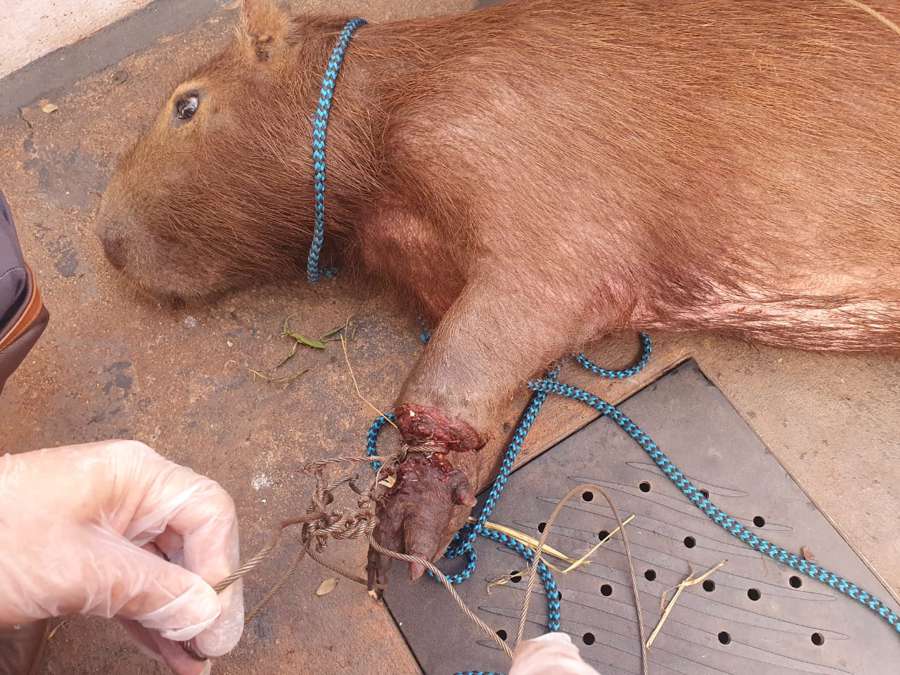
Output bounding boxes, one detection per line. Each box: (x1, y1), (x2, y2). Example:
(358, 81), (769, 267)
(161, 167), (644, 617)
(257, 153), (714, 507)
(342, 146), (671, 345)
(96, 6), (354, 299)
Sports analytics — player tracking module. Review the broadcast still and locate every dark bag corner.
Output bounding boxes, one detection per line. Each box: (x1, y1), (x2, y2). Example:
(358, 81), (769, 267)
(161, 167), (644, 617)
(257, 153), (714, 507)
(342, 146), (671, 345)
(0, 191), (49, 394)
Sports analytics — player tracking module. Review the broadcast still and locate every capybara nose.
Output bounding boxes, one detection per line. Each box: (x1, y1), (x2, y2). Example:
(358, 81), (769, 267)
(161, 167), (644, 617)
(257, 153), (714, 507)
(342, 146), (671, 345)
(99, 226), (128, 270)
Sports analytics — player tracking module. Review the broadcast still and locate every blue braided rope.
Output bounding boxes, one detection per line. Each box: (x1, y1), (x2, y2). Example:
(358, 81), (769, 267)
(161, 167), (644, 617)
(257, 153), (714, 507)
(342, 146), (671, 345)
(366, 412), (394, 471)
(417, 316), (432, 345)
(576, 332), (652, 379)
(307, 18), (367, 283)
(528, 345), (900, 636)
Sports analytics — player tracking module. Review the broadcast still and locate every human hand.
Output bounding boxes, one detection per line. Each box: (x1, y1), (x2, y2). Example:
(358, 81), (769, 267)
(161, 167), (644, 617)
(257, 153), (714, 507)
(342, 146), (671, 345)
(0, 440), (243, 674)
(510, 632), (601, 675)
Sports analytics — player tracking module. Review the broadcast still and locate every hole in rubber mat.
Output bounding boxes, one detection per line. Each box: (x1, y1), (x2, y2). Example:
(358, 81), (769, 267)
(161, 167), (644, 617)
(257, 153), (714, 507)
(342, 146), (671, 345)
(382, 360), (900, 674)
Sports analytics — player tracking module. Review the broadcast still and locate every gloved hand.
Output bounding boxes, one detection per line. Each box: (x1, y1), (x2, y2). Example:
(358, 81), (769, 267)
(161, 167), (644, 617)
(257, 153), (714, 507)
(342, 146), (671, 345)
(0, 440), (243, 674)
(510, 632), (601, 675)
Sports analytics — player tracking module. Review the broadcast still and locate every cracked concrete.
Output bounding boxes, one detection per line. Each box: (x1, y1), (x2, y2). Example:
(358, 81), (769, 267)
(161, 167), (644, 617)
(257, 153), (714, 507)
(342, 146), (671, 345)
(0, 1), (897, 673)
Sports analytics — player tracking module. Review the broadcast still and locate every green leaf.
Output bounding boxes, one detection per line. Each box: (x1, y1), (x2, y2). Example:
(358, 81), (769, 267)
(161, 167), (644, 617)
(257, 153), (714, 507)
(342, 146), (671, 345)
(281, 317), (328, 349)
(284, 331), (327, 350)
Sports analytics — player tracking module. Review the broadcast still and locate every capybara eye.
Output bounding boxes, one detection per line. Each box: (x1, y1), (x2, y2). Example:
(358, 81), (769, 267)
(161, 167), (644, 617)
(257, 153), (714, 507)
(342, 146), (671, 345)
(174, 93), (200, 121)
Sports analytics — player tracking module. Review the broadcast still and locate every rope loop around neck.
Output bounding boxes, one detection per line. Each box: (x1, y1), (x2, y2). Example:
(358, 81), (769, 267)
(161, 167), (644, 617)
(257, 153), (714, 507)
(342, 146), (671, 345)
(307, 18), (367, 283)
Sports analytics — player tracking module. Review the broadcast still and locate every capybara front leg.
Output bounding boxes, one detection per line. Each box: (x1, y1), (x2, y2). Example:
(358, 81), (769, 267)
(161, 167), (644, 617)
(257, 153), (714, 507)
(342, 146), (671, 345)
(369, 276), (590, 581)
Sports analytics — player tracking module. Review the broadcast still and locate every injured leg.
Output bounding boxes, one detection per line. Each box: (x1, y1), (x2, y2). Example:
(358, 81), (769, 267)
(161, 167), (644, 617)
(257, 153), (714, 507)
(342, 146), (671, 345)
(368, 273), (598, 585)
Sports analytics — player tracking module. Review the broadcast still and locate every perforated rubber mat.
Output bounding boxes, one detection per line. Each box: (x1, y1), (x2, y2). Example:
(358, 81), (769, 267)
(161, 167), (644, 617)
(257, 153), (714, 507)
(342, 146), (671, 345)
(383, 360), (900, 674)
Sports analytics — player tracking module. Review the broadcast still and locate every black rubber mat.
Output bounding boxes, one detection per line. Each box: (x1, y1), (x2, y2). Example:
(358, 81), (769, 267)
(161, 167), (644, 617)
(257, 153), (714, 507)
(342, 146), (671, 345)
(384, 360), (900, 674)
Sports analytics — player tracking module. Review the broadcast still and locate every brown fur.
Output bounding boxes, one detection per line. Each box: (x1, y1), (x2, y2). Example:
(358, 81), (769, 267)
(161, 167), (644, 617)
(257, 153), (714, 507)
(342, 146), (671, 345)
(98, 0), (900, 574)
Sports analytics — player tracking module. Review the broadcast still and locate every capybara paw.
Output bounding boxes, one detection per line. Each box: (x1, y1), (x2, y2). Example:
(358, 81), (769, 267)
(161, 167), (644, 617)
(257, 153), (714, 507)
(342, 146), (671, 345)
(368, 453), (476, 586)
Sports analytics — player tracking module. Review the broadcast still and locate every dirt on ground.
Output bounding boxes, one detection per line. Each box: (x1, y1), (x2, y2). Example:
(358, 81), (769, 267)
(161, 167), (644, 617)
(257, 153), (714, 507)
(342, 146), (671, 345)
(0, 1), (897, 674)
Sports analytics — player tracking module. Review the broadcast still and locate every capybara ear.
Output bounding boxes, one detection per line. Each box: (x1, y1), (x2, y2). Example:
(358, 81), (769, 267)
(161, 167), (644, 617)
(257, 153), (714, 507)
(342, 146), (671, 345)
(238, 0), (290, 63)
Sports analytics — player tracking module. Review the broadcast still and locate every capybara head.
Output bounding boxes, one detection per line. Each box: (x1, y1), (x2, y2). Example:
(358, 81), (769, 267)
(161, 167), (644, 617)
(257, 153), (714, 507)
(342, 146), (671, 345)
(97, 0), (366, 300)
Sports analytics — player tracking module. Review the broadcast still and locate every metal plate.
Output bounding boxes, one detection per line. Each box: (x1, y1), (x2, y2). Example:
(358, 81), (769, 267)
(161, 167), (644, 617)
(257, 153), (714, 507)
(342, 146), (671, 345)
(384, 360), (900, 674)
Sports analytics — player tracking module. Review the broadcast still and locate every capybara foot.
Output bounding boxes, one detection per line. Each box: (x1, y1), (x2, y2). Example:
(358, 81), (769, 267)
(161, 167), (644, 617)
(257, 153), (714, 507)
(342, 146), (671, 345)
(368, 453), (476, 587)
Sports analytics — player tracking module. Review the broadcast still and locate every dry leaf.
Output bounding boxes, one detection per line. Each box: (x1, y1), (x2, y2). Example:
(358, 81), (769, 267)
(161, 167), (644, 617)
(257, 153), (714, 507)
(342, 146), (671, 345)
(41, 102), (58, 114)
(800, 546), (815, 562)
(248, 366), (309, 384)
(315, 577), (338, 596)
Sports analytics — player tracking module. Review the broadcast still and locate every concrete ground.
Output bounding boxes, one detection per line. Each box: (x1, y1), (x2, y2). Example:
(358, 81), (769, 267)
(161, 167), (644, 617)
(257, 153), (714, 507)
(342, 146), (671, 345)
(1, 1), (898, 673)
(2, 0), (152, 79)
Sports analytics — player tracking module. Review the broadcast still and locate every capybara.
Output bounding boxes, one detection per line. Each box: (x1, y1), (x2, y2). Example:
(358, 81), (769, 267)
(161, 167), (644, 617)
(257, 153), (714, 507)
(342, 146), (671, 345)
(97, 0), (900, 581)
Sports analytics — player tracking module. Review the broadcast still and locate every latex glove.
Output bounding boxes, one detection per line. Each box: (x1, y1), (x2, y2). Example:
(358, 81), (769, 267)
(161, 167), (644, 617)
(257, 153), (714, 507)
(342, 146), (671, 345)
(510, 632), (601, 675)
(0, 440), (243, 674)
